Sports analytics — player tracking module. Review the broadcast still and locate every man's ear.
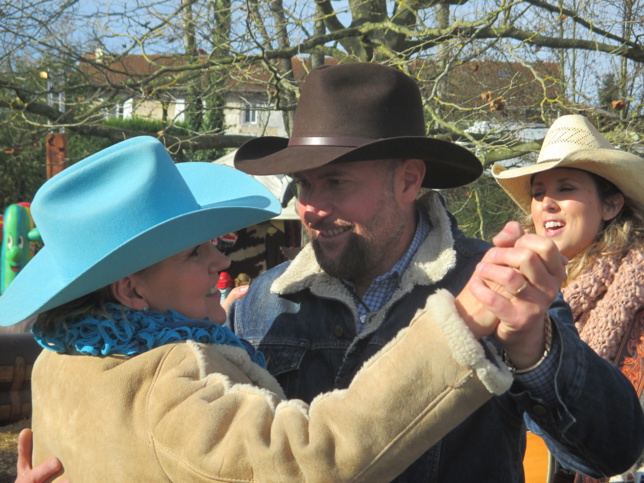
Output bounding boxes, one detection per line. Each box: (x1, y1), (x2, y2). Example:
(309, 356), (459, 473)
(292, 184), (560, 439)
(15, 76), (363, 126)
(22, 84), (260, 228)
(111, 276), (148, 310)
(399, 158), (425, 203)
(602, 192), (625, 222)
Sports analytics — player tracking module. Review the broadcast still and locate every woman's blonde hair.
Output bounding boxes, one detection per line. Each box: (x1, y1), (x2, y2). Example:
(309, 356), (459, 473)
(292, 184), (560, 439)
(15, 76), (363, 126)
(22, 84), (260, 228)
(523, 170), (644, 283)
(35, 285), (117, 334)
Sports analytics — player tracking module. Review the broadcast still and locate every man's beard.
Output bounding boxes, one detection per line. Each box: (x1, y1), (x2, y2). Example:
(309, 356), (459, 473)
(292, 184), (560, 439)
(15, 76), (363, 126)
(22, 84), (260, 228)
(311, 232), (371, 281)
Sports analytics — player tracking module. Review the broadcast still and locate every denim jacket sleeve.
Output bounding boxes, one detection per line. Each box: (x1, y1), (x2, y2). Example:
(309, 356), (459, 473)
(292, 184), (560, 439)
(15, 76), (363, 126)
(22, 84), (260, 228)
(510, 294), (644, 478)
(228, 252), (644, 480)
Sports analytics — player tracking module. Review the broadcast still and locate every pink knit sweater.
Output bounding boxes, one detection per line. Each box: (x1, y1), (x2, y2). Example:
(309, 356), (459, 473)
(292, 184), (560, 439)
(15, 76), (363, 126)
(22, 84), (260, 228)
(562, 248), (644, 363)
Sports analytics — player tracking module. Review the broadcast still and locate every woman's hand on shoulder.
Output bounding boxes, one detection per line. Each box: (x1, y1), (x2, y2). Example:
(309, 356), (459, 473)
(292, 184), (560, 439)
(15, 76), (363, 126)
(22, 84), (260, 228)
(15, 428), (68, 483)
(220, 285), (250, 314)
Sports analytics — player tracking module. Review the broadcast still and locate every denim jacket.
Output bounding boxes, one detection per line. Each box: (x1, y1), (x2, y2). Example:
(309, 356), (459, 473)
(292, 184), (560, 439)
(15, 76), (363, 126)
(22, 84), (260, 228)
(228, 192), (644, 482)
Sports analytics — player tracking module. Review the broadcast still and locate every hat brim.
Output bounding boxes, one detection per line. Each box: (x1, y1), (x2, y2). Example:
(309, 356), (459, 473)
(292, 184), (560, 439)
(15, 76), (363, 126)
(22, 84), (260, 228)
(234, 136), (482, 189)
(492, 148), (644, 214)
(0, 163), (281, 326)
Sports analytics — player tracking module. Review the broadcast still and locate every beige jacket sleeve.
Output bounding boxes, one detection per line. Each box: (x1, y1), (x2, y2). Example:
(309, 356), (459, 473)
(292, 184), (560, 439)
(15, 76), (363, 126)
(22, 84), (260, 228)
(148, 290), (512, 483)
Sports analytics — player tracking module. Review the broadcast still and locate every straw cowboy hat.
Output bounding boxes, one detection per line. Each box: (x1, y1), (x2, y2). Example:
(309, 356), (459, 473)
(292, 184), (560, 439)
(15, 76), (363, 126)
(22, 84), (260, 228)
(0, 136), (280, 326)
(492, 114), (644, 213)
(234, 62), (482, 189)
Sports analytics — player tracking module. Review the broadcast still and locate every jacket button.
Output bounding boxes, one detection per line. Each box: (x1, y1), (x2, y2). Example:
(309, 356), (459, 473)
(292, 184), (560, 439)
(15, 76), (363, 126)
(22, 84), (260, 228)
(532, 405), (548, 417)
(333, 325), (344, 338)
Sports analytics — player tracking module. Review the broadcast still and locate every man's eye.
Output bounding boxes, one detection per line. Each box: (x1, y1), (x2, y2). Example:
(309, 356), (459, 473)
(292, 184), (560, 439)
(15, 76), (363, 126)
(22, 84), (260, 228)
(293, 180), (307, 197)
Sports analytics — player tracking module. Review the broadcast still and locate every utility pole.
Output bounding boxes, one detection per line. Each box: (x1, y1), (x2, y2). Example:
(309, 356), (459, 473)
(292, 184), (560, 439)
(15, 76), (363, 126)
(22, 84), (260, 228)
(39, 71), (68, 179)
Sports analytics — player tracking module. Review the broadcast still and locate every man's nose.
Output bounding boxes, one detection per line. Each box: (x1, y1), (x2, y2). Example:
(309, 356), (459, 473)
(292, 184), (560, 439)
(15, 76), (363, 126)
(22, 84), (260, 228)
(298, 198), (333, 225)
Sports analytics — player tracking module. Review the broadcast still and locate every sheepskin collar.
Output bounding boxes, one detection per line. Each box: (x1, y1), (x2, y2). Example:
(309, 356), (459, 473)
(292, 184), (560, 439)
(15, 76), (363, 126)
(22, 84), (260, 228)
(271, 191), (457, 322)
(190, 341), (286, 399)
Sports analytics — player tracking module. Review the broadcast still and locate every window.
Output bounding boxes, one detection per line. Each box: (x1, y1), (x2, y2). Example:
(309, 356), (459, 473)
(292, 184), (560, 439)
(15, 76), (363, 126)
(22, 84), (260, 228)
(174, 98), (185, 123)
(123, 98), (133, 119)
(242, 107), (258, 124)
(114, 102), (124, 119)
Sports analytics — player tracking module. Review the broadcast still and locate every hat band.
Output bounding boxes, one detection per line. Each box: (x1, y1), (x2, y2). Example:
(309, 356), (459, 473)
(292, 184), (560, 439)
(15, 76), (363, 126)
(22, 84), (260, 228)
(288, 136), (376, 147)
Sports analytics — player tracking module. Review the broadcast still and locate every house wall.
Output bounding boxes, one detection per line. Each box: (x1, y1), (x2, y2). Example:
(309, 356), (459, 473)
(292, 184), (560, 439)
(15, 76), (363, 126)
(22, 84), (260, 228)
(117, 93), (287, 137)
(224, 95), (288, 137)
(122, 98), (186, 123)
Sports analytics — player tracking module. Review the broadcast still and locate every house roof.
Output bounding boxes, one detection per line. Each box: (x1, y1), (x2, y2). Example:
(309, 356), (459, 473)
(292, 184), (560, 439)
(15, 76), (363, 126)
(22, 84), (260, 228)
(80, 52), (189, 85)
(77, 54), (561, 112)
(78, 53), (338, 93)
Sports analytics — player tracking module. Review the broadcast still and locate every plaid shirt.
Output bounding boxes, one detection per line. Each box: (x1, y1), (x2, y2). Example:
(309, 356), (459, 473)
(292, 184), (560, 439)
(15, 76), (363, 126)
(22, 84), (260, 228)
(343, 211), (558, 401)
(344, 212), (430, 328)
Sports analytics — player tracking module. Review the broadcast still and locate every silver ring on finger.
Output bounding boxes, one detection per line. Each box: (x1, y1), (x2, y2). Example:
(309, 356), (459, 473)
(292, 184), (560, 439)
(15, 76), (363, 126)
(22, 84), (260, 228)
(512, 280), (529, 297)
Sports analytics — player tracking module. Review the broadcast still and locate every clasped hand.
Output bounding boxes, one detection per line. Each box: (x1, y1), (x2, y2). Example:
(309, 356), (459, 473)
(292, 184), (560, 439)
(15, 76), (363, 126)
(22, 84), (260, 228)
(455, 221), (567, 371)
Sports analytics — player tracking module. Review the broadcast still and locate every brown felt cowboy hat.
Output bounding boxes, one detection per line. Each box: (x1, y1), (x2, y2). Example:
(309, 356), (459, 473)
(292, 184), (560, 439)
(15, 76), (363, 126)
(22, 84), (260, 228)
(234, 62), (482, 189)
(492, 114), (644, 213)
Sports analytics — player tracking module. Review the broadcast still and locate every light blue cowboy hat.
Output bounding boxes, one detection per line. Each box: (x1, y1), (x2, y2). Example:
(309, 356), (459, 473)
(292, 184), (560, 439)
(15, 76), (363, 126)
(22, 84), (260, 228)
(0, 136), (281, 326)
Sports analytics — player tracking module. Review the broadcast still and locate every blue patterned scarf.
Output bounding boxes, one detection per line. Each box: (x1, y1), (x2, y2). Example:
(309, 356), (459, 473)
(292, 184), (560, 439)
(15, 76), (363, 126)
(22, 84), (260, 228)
(32, 303), (265, 368)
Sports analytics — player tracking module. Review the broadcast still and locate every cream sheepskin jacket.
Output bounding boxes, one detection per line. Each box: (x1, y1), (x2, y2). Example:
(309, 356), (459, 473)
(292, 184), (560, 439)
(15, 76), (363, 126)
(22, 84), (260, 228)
(31, 290), (512, 482)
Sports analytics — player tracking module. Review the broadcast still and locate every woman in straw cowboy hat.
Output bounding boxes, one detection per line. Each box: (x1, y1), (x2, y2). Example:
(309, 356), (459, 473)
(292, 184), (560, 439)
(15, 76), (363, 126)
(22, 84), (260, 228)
(493, 114), (644, 482)
(3, 136), (517, 482)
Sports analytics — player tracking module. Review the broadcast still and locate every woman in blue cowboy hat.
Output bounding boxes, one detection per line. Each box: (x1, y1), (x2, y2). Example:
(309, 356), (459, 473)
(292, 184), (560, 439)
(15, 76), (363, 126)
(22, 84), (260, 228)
(3, 136), (517, 482)
(493, 114), (644, 482)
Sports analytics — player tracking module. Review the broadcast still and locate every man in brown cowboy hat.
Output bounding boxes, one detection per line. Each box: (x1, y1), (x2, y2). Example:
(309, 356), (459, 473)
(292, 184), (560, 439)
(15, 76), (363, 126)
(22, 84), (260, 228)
(17, 64), (643, 482)
(229, 63), (643, 481)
